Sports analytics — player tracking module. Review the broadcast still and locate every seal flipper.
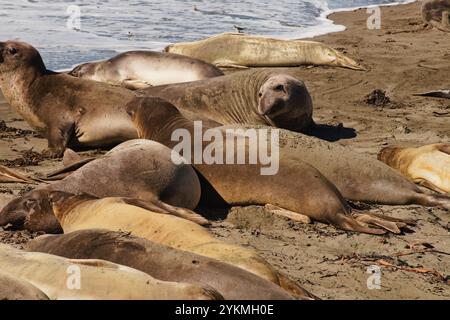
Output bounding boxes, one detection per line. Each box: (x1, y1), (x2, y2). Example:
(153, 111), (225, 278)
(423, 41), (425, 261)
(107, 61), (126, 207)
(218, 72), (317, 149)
(0, 165), (42, 184)
(414, 90), (450, 99)
(45, 156), (96, 180)
(119, 197), (210, 226)
(122, 79), (153, 90)
(44, 121), (78, 158)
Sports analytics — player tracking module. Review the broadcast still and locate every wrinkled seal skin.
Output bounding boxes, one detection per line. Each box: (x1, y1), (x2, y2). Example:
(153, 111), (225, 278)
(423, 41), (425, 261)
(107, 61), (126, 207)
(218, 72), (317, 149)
(165, 33), (365, 70)
(0, 41), (137, 157)
(0, 244), (223, 300)
(126, 97), (416, 235)
(69, 50), (224, 90)
(26, 229), (306, 300)
(0, 140), (202, 231)
(138, 69), (315, 133)
(0, 270), (49, 300)
(422, 0), (450, 32)
(378, 143), (450, 194)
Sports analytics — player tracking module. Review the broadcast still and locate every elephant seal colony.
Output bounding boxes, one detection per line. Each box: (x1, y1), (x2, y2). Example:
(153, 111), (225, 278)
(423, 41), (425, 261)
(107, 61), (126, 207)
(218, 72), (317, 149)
(69, 51), (224, 90)
(0, 41), (137, 157)
(422, 0), (450, 32)
(139, 69), (315, 132)
(165, 33), (365, 70)
(378, 143), (450, 194)
(0, 1), (449, 300)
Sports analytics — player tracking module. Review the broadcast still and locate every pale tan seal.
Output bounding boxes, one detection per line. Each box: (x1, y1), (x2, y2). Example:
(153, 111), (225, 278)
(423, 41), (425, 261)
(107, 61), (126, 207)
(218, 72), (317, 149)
(378, 143), (450, 194)
(0, 244), (222, 300)
(27, 229), (315, 300)
(0, 270), (49, 300)
(139, 69), (315, 132)
(422, 0), (450, 32)
(69, 50), (224, 90)
(165, 33), (365, 70)
(0, 41), (137, 157)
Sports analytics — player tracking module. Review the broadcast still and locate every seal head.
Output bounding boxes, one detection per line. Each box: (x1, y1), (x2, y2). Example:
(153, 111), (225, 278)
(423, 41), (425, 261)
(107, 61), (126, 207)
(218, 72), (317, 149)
(258, 75), (314, 132)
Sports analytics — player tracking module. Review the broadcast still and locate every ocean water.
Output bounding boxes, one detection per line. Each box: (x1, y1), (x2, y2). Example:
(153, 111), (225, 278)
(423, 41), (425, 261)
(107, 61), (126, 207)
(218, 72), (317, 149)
(0, 0), (414, 70)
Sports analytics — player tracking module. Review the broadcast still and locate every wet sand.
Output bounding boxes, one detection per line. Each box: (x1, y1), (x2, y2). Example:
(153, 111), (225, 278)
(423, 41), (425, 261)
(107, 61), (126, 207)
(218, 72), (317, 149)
(0, 0), (449, 299)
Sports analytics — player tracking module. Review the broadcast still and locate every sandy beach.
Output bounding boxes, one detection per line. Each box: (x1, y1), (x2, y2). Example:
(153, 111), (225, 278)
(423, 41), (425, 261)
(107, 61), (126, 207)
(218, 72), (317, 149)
(0, 0), (449, 299)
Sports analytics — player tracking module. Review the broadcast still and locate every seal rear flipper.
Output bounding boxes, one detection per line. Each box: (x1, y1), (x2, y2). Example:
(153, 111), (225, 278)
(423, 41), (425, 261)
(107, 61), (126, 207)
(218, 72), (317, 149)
(214, 59), (248, 69)
(120, 197), (210, 226)
(277, 272), (319, 300)
(0, 165), (42, 184)
(414, 90), (450, 99)
(45, 157), (96, 180)
(122, 79), (153, 90)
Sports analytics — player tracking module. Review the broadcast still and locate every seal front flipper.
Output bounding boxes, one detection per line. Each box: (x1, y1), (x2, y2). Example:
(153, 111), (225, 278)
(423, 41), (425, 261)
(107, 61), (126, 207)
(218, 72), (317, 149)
(122, 79), (153, 90)
(119, 197), (210, 226)
(214, 59), (248, 69)
(43, 120), (78, 158)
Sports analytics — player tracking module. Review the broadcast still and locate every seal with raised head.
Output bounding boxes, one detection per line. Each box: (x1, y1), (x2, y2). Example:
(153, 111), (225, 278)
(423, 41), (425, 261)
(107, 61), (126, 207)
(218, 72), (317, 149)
(126, 97), (416, 235)
(378, 143), (450, 194)
(422, 0), (450, 32)
(69, 50), (224, 90)
(27, 229), (314, 300)
(0, 270), (49, 300)
(0, 244), (222, 300)
(0, 41), (137, 157)
(165, 33), (365, 70)
(139, 69), (315, 133)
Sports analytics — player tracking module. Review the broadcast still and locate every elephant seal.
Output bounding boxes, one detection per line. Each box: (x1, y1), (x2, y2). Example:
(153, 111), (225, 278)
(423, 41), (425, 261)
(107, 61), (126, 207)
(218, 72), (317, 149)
(0, 140), (205, 232)
(165, 33), (365, 70)
(69, 51), (224, 90)
(1, 190), (310, 295)
(0, 270), (49, 300)
(422, 0), (450, 32)
(126, 97), (415, 235)
(0, 244), (222, 300)
(414, 90), (450, 99)
(0, 41), (137, 157)
(378, 143), (450, 194)
(138, 69), (315, 132)
(27, 229), (312, 300)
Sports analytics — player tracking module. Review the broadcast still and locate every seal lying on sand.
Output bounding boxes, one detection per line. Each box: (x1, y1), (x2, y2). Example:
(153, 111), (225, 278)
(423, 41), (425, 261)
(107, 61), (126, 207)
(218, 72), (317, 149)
(414, 90), (450, 99)
(0, 140), (206, 231)
(27, 229), (310, 300)
(422, 0), (450, 32)
(139, 69), (315, 132)
(378, 143), (450, 194)
(0, 270), (49, 300)
(0, 244), (222, 300)
(0, 41), (137, 157)
(69, 51), (224, 90)
(165, 33), (365, 70)
(2, 190), (305, 296)
(127, 97), (416, 235)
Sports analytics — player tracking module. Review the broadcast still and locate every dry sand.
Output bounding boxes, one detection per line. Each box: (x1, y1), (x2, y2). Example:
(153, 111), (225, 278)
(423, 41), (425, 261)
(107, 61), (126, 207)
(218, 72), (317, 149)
(0, 0), (449, 299)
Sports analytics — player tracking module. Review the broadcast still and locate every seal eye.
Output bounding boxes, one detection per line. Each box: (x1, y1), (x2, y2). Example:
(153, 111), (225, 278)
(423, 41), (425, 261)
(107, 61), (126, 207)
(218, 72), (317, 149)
(127, 109), (135, 117)
(275, 85), (285, 93)
(8, 47), (18, 55)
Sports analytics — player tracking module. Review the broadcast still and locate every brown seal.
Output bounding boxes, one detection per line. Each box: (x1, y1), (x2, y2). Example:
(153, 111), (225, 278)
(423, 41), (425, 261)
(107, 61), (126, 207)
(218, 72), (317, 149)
(138, 68), (315, 133)
(378, 143), (450, 194)
(27, 229), (315, 300)
(126, 97), (416, 235)
(0, 41), (137, 157)
(69, 50), (224, 89)
(0, 270), (49, 300)
(0, 140), (204, 232)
